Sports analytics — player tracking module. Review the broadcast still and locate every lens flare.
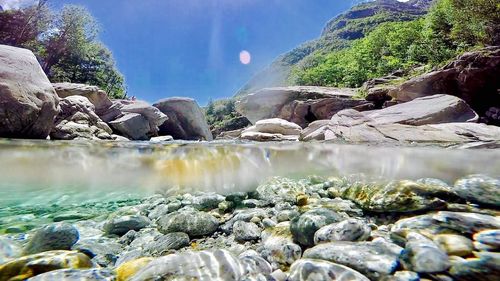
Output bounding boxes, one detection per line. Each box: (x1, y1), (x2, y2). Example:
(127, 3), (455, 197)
(239, 50), (251, 65)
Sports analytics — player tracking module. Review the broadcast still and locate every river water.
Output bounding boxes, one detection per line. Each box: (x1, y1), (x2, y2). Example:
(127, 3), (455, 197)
(1, 140), (499, 232)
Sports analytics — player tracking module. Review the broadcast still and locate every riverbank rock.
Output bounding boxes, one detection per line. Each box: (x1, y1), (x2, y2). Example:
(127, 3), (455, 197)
(241, 118), (302, 141)
(157, 208), (219, 237)
(0, 45), (59, 139)
(288, 259), (370, 281)
(303, 239), (403, 279)
(108, 100), (168, 140)
(365, 94), (478, 125)
(236, 86), (369, 128)
(52, 83), (115, 118)
(389, 46), (500, 117)
(153, 97), (213, 140)
(24, 223), (79, 254)
(50, 96), (113, 140)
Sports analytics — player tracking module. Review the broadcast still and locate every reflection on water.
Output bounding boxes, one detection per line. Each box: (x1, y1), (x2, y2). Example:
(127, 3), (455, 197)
(0, 139), (499, 201)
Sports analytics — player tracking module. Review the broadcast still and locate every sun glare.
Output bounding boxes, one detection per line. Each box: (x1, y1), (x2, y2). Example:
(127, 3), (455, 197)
(239, 50), (251, 65)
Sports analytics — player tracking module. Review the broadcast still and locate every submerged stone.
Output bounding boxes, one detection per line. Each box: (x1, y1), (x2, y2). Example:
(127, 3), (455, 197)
(314, 218), (371, 244)
(0, 250), (92, 281)
(157, 208), (219, 237)
(330, 180), (455, 213)
(454, 175), (500, 206)
(290, 208), (343, 246)
(144, 232), (190, 256)
(288, 259), (370, 281)
(116, 257), (154, 281)
(303, 238), (403, 279)
(103, 216), (150, 236)
(24, 222), (79, 254)
(401, 232), (450, 273)
(433, 234), (474, 257)
(449, 252), (500, 281)
(474, 229), (500, 249)
(128, 249), (245, 281)
(0, 237), (22, 264)
(233, 221), (261, 242)
(261, 222), (302, 266)
(27, 268), (115, 281)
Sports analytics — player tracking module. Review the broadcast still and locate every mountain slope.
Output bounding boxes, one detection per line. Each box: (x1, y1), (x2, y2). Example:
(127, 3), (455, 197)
(234, 0), (432, 97)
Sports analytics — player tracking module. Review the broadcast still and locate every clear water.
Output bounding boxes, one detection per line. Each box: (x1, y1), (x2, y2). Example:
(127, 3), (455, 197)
(1, 139), (499, 233)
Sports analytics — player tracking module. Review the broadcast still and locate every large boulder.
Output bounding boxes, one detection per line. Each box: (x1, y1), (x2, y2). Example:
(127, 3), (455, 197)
(365, 94), (478, 125)
(109, 100), (168, 140)
(52, 83), (115, 118)
(0, 45), (59, 139)
(153, 97), (213, 141)
(389, 46), (500, 117)
(236, 86), (370, 128)
(50, 96), (113, 140)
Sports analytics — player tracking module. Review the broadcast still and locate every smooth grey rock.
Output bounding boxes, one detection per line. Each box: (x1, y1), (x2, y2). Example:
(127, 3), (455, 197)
(389, 271), (420, 281)
(402, 232), (450, 273)
(103, 215), (150, 236)
(454, 175), (500, 206)
(73, 238), (123, 267)
(290, 208), (343, 246)
(157, 209), (219, 237)
(25, 222), (79, 254)
(233, 221), (261, 242)
(303, 239), (403, 279)
(129, 249), (245, 281)
(109, 113), (151, 140)
(191, 193), (225, 211)
(0, 45), (59, 139)
(145, 232), (190, 256)
(221, 208), (268, 234)
(149, 135), (173, 142)
(27, 268), (115, 281)
(314, 218), (371, 244)
(288, 259), (370, 281)
(154, 97), (213, 140)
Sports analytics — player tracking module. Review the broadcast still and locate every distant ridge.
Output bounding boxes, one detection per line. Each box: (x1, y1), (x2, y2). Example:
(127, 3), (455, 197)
(234, 0), (433, 97)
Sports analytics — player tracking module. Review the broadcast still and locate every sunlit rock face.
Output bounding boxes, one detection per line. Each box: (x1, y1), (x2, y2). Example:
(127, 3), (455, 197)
(0, 45), (59, 139)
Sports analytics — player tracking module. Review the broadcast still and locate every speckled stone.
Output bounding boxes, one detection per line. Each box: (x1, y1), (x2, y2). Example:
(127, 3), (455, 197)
(454, 175), (500, 206)
(27, 269), (115, 281)
(402, 232), (450, 273)
(314, 218), (371, 244)
(290, 208), (343, 246)
(157, 208), (219, 237)
(103, 216), (150, 236)
(233, 221), (261, 242)
(144, 232), (190, 256)
(261, 222), (302, 266)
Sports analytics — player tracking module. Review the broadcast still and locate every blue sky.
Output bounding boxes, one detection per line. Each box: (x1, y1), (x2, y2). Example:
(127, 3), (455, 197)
(39, 0), (361, 105)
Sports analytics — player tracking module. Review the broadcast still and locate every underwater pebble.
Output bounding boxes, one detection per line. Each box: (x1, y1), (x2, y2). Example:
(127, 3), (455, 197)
(288, 259), (370, 281)
(144, 232), (190, 256)
(454, 174), (500, 206)
(103, 215), (150, 236)
(290, 208), (343, 246)
(157, 208), (219, 237)
(27, 268), (115, 281)
(314, 218), (371, 244)
(433, 234), (473, 257)
(402, 232), (450, 273)
(233, 221), (261, 242)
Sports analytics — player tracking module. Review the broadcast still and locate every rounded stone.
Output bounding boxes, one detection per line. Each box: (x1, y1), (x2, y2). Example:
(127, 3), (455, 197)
(314, 218), (371, 244)
(27, 268), (115, 281)
(157, 209), (219, 237)
(454, 175), (500, 206)
(116, 257), (154, 281)
(103, 215), (150, 236)
(24, 222), (79, 254)
(433, 234), (474, 257)
(234, 221), (261, 242)
(402, 232), (450, 273)
(288, 259), (370, 281)
(290, 208), (343, 246)
(473, 229), (500, 248)
(145, 232), (190, 256)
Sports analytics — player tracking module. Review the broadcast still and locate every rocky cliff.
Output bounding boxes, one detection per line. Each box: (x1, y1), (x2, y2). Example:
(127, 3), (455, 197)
(235, 0), (433, 97)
